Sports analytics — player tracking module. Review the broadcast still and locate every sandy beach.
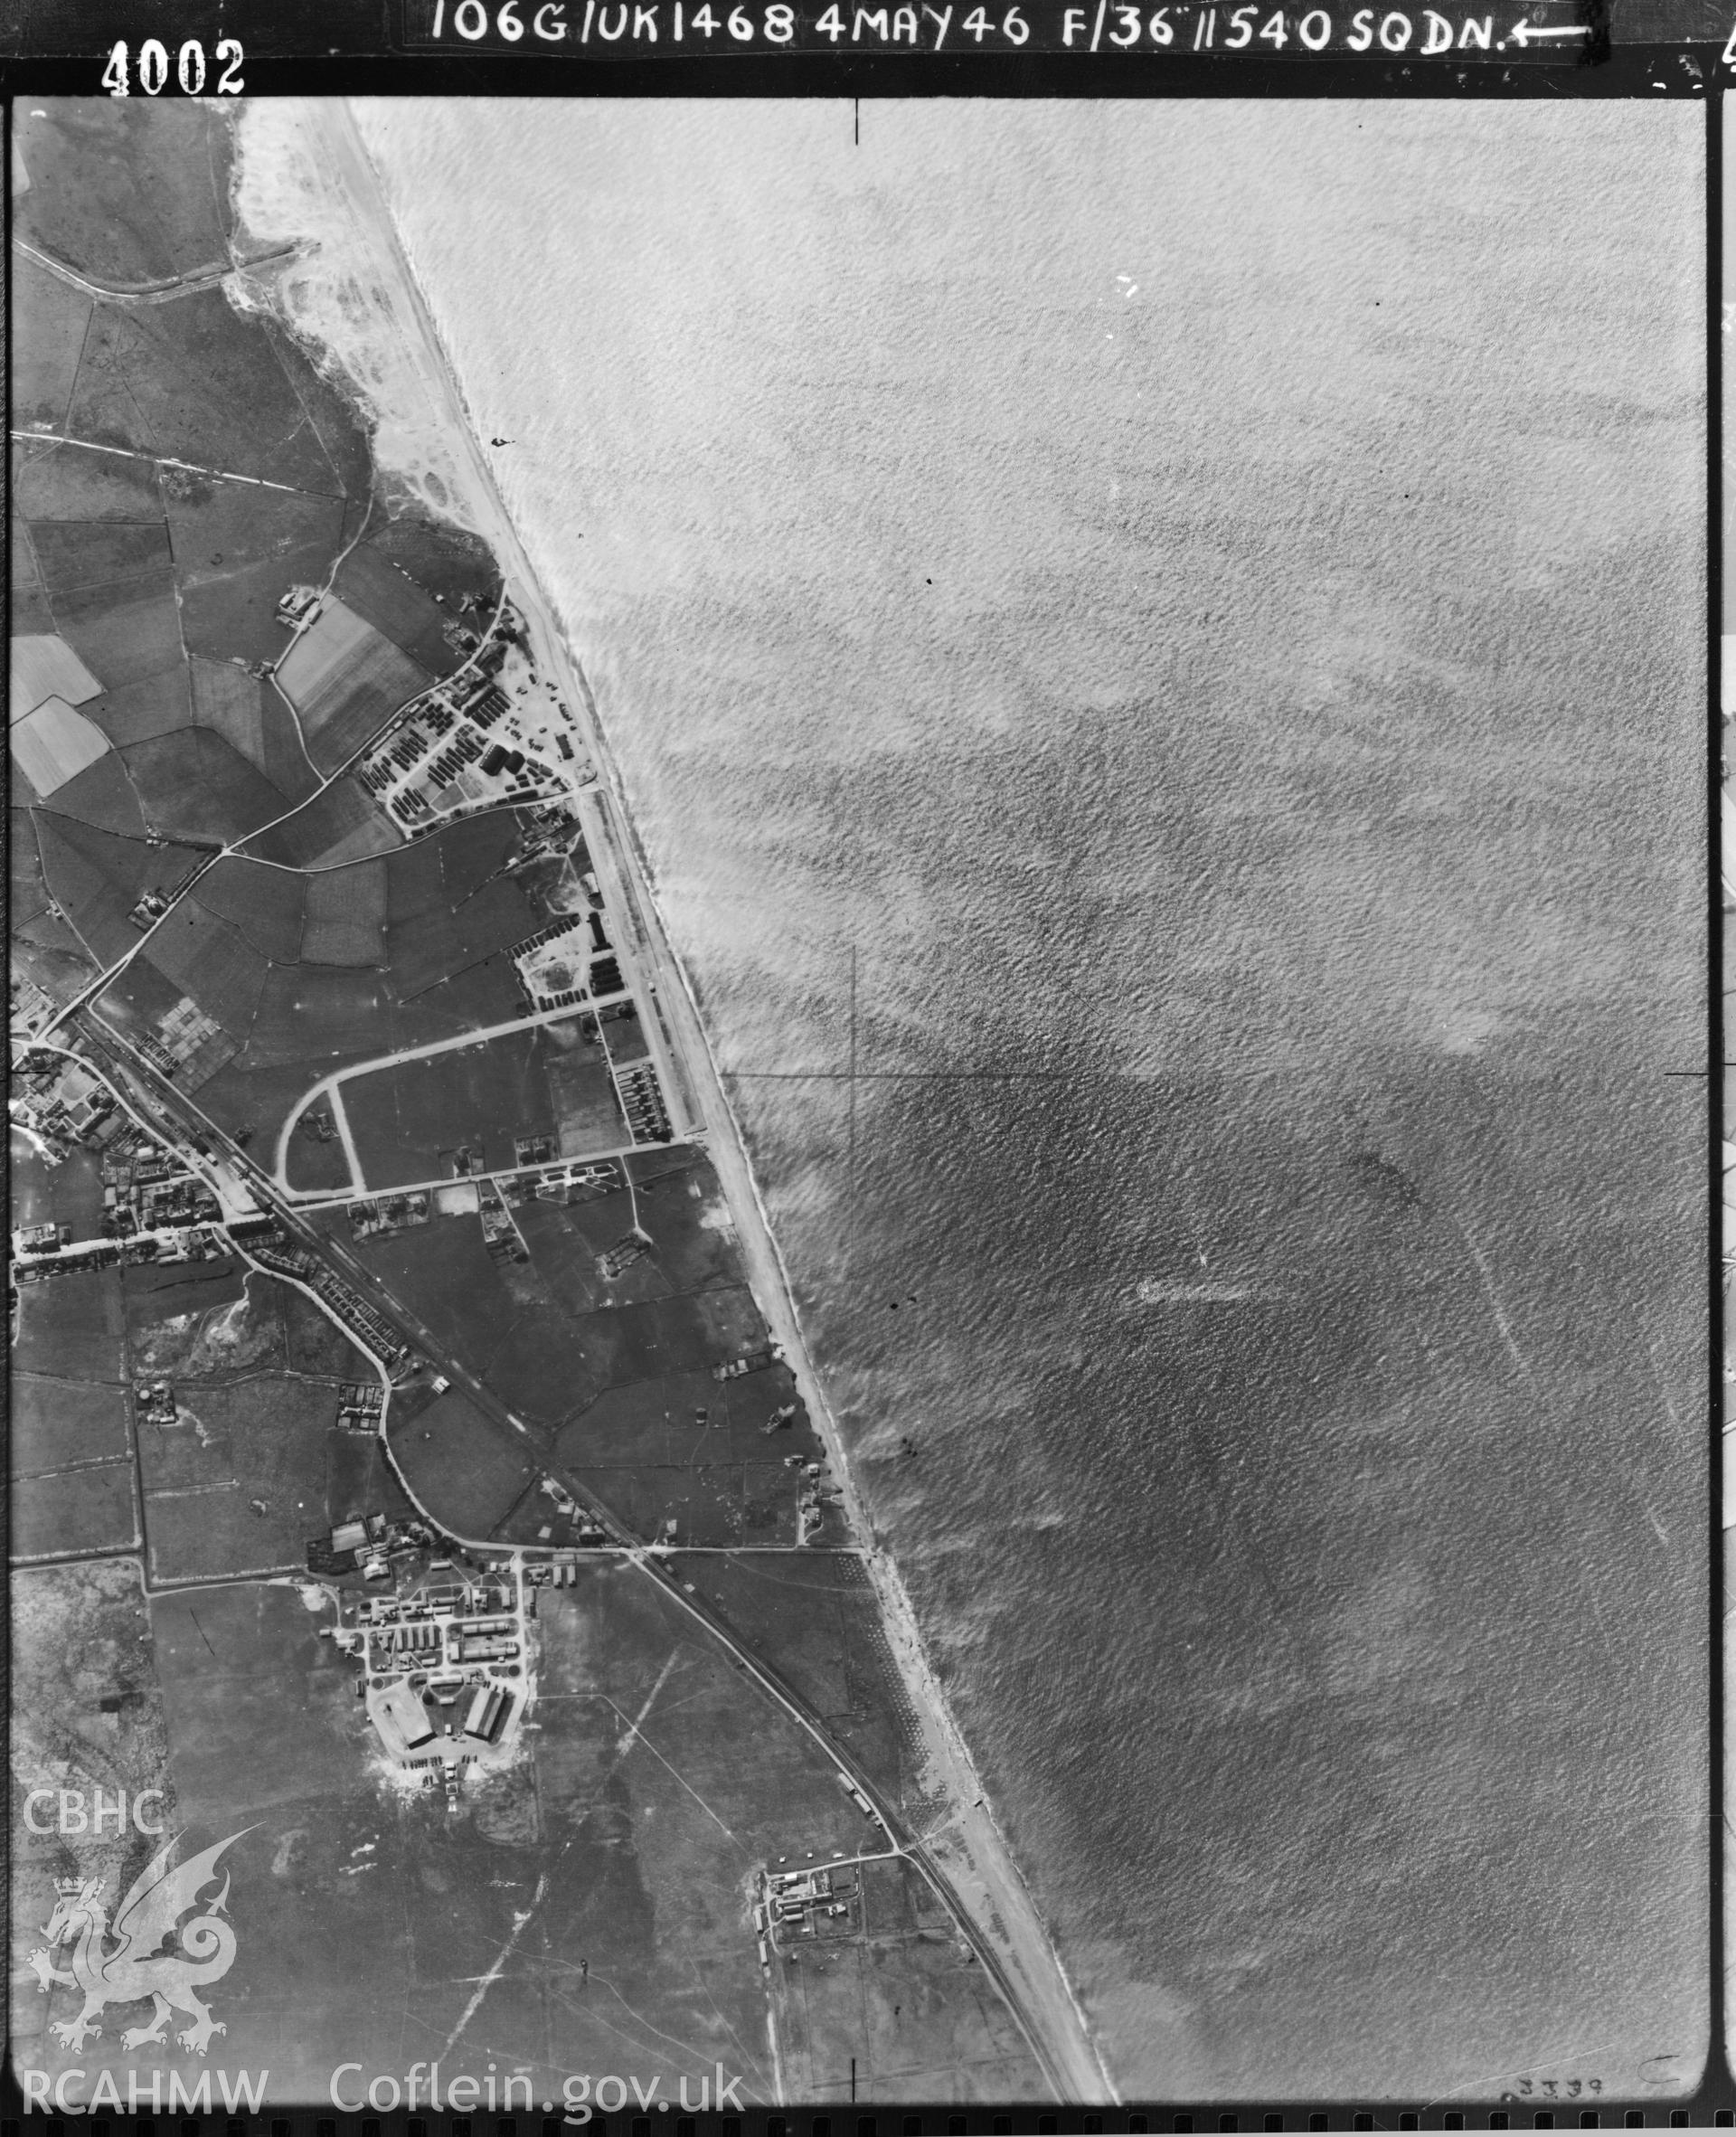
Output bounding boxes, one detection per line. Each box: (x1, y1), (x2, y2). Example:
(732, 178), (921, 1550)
(232, 97), (1115, 2104)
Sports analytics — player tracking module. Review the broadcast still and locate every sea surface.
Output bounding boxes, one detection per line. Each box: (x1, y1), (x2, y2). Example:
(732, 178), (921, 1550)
(241, 102), (1708, 2099)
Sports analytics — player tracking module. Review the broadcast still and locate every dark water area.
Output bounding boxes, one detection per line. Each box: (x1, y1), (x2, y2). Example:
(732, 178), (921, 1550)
(351, 101), (1707, 2098)
(714, 686), (1704, 2097)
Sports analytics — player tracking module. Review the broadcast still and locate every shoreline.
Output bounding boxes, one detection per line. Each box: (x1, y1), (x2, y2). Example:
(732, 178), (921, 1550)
(247, 96), (1115, 2106)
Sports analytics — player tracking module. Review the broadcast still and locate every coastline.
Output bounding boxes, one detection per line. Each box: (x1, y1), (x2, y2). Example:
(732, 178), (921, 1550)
(239, 97), (1116, 2104)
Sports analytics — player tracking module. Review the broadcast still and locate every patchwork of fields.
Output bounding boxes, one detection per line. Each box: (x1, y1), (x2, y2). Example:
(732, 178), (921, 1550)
(8, 100), (1045, 2120)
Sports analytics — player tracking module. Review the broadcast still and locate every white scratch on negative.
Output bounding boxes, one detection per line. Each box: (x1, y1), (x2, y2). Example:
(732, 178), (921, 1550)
(442, 1873), (547, 2056)
(1455, 1219), (1539, 1395)
(1422, 2036), (1626, 2111)
(602, 1696), (741, 1846)
(614, 1649), (682, 1761)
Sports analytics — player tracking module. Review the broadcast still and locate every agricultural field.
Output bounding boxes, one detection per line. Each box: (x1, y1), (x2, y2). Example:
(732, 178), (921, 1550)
(136, 894), (273, 1037)
(384, 1385), (539, 1539)
(68, 288), (356, 496)
(68, 664), (191, 746)
(386, 868), (540, 997)
(333, 538), (464, 676)
(275, 598), (431, 774)
(673, 1552), (929, 1810)
(46, 583), (185, 711)
(13, 440), (163, 529)
(342, 1025), (566, 1187)
(13, 1375), (132, 1474)
(121, 725), (297, 851)
(252, 774), (396, 869)
(13, 1461), (140, 1563)
(11, 696), (109, 797)
(282, 1283), (374, 1378)
(137, 1375), (339, 1583)
(326, 1430), (417, 1532)
(13, 1267), (127, 1381)
(347, 1168), (811, 1545)
(193, 854), (308, 961)
(302, 858), (387, 966)
(769, 1905), (1038, 2104)
(189, 657), (322, 808)
(544, 1044), (628, 1156)
(14, 100), (233, 290)
(360, 507), (502, 611)
(12, 1140), (106, 1237)
(11, 94), (471, 1194)
(92, 951), (242, 1092)
(32, 812), (208, 967)
(167, 479), (352, 667)
(13, 255), (94, 432)
(120, 1255), (250, 1323)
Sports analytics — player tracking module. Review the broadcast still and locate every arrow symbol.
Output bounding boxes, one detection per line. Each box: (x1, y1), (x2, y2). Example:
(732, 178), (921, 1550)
(1507, 16), (1587, 37)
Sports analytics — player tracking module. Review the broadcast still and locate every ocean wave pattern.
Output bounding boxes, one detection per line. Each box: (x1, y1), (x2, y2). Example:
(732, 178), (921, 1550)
(254, 99), (1707, 2101)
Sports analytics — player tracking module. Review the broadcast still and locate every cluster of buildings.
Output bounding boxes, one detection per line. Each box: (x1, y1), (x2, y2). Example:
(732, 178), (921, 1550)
(307, 1508), (433, 1582)
(753, 1861), (862, 1962)
(531, 1160), (618, 1206)
(10, 1125), (242, 1276)
(10, 1048), (118, 1162)
(249, 1234), (411, 1370)
(135, 1381), (179, 1428)
(512, 906), (618, 1016)
(476, 1179), (530, 1266)
(714, 1346), (781, 1383)
(335, 1379), (386, 1433)
(322, 1562), (532, 1801)
(346, 1190), (430, 1243)
(127, 884), (186, 931)
(12, 1218), (233, 1283)
(529, 1480), (609, 1547)
(613, 1057), (673, 1144)
(11, 976), (58, 1041)
(108, 1157), (224, 1238)
(335, 596), (584, 837)
(599, 1230), (652, 1280)
(441, 1157), (620, 1215)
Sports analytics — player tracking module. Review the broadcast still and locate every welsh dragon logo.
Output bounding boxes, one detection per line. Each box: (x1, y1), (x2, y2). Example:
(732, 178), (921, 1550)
(27, 1829), (251, 2057)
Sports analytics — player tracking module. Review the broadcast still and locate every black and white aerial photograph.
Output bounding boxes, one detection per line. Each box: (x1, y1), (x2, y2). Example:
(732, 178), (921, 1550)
(6, 76), (1710, 2124)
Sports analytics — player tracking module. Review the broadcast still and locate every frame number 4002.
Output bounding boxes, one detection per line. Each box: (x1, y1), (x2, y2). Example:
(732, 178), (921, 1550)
(102, 39), (244, 94)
